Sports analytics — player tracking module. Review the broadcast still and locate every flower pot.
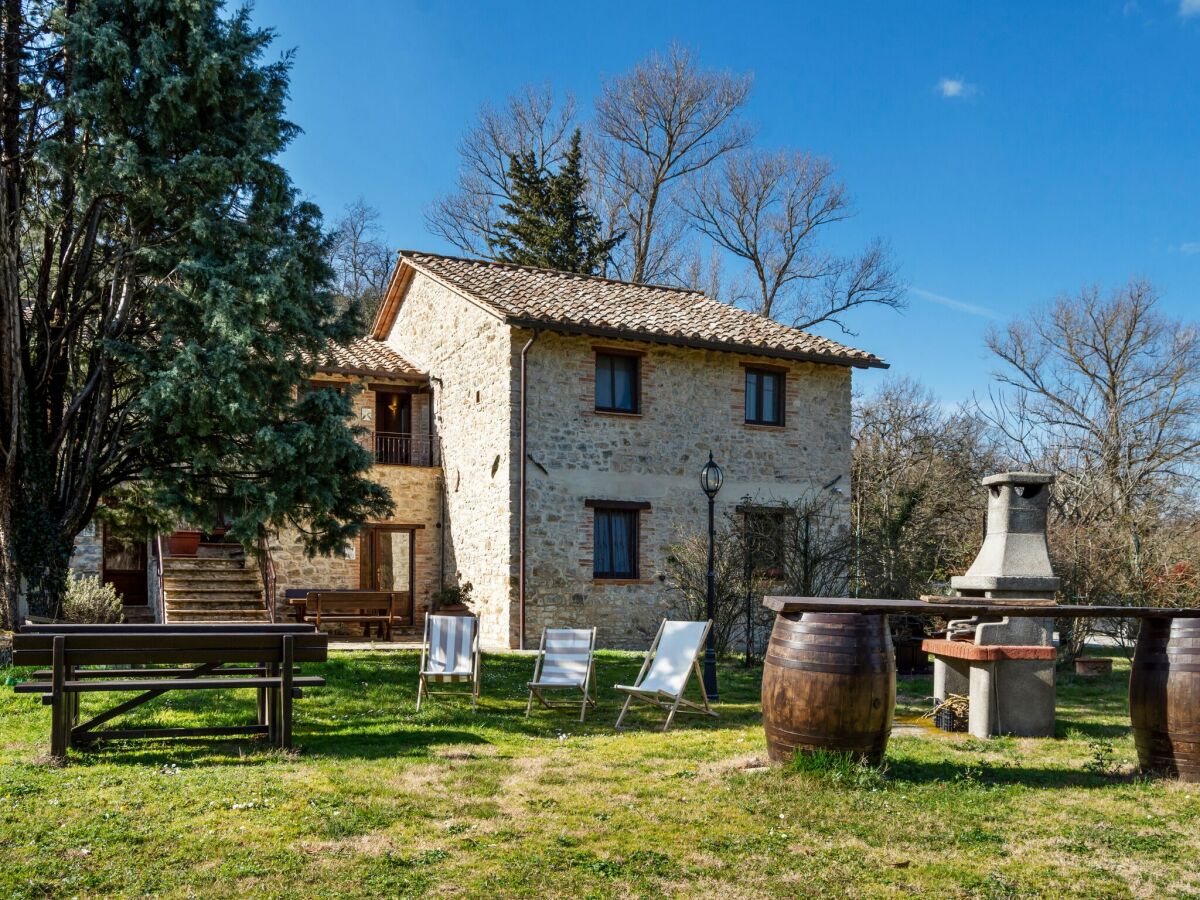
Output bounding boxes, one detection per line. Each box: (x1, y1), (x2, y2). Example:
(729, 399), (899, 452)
(167, 530), (202, 557)
(1075, 657), (1114, 678)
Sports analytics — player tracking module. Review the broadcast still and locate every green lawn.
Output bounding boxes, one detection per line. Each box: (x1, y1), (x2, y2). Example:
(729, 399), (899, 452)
(1, 651), (1198, 899)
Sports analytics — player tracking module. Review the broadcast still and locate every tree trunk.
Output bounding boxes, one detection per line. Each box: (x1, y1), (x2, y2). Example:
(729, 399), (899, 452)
(0, 481), (16, 629)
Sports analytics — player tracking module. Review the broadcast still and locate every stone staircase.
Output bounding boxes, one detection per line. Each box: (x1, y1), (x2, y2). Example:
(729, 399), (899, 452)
(162, 556), (269, 624)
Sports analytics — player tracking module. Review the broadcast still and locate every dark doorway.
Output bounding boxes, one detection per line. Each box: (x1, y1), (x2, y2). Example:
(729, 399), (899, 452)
(102, 525), (148, 606)
(376, 391), (412, 464)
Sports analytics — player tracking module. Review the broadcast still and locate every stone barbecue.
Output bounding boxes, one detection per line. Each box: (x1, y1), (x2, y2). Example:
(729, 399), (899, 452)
(931, 472), (1060, 738)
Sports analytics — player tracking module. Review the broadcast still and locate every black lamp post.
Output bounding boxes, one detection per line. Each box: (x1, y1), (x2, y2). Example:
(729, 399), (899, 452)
(699, 451), (723, 701)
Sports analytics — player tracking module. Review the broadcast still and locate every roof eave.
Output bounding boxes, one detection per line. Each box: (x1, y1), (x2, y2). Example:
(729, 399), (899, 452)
(505, 317), (889, 370)
(313, 364), (428, 382)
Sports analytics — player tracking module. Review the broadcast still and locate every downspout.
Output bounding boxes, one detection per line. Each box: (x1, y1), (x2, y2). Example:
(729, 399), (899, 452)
(518, 329), (540, 650)
(429, 375), (445, 604)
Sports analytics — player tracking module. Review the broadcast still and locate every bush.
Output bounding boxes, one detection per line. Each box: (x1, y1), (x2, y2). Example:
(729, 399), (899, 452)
(61, 574), (124, 624)
(433, 581), (473, 609)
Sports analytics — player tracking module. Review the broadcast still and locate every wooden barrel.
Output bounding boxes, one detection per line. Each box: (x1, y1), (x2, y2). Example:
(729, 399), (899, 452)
(1130, 617), (1200, 782)
(761, 612), (896, 765)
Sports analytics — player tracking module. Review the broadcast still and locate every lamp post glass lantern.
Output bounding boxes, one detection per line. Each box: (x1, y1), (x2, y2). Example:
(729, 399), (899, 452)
(699, 452), (723, 701)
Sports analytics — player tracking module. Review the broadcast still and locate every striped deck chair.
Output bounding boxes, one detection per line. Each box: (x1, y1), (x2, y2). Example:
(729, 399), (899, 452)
(417, 614), (481, 712)
(525, 627), (598, 723)
(614, 620), (717, 731)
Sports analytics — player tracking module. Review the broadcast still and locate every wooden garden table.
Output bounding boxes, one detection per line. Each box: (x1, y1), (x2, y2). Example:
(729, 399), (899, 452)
(760, 596), (1200, 781)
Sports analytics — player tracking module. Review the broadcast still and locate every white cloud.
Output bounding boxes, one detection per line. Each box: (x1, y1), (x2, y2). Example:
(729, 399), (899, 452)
(910, 288), (1003, 320)
(937, 77), (977, 99)
(1180, 0), (1200, 18)
(1178, 241), (1200, 255)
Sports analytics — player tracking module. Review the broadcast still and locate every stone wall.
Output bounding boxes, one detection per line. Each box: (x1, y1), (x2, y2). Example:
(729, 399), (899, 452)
(69, 524), (102, 578)
(520, 331), (853, 648)
(383, 272), (518, 647)
(270, 463), (443, 630)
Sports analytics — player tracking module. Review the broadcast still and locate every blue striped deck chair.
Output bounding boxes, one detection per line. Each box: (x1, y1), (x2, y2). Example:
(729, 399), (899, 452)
(417, 614), (481, 712)
(614, 620), (717, 731)
(525, 627), (598, 723)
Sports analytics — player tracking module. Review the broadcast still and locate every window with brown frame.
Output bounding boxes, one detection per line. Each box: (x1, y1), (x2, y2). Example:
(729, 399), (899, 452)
(745, 367), (785, 425)
(587, 500), (648, 579)
(595, 351), (640, 414)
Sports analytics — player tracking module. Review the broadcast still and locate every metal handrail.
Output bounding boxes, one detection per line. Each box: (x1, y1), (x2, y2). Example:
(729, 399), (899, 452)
(152, 534), (166, 624)
(257, 529), (277, 624)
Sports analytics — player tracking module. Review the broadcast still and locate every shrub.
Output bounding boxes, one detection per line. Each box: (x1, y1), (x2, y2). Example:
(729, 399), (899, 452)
(61, 574), (124, 624)
(433, 581), (473, 609)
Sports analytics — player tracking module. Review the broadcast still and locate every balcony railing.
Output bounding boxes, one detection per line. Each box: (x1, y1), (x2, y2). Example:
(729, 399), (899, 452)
(375, 432), (439, 467)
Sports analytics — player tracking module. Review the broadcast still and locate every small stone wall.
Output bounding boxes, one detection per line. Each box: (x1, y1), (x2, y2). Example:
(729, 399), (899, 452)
(70, 524), (102, 578)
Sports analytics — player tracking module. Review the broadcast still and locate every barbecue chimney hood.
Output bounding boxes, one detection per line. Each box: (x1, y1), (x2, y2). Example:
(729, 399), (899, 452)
(950, 472), (1061, 596)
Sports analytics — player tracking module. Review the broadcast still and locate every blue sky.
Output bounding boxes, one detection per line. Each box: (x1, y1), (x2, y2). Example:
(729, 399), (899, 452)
(250, 0), (1199, 405)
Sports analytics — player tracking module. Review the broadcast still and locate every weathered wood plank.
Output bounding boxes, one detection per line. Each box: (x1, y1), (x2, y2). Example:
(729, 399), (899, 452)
(763, 596), (1200, 618)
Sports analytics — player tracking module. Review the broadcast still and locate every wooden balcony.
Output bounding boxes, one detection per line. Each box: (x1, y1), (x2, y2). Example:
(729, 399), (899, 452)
(374, 431), (439, 467)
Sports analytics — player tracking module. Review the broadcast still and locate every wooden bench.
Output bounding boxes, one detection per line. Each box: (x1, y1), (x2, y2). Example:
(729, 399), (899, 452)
(304, 591), (411, 640)
(12, 624), (327, 761)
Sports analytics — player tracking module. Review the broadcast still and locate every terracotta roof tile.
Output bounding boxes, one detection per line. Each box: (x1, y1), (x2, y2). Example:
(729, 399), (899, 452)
(308, 335), (422, 378)
(393, 250), (886, 369)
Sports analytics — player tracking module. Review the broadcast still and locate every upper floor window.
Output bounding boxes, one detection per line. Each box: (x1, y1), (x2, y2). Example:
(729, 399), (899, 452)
(595, 351), (640, 414)
(745, 367), (785, 426)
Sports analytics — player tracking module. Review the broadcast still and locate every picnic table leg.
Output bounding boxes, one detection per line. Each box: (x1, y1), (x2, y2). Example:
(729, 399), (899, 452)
(280, 635), (294, 750)
(265, 661), (279, 746)
(50, 636), (68, 762)
(256, 686), (266, 729)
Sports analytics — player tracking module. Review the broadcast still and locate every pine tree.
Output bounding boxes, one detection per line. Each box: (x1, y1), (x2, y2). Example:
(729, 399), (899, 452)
(490, 130), (620, 274)
(0, 0), (392, 624)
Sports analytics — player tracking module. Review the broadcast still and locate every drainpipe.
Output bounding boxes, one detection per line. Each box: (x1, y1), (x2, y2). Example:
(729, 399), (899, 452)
(518, 329), (540, 650)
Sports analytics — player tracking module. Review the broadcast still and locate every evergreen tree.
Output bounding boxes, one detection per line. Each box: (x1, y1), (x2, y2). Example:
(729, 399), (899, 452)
(490, 130), (620, 274)
(0, 0), (391, 624)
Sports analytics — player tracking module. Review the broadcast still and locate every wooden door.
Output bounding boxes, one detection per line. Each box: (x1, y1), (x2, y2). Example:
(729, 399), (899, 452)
(360, 526), (415, 625)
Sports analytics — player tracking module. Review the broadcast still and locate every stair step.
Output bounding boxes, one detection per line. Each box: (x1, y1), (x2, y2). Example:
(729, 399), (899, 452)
(166, 595), (264, 606)
(166, 610), (271, 622)
(164, 578), (260, 591)
(163, 558), (245, 571)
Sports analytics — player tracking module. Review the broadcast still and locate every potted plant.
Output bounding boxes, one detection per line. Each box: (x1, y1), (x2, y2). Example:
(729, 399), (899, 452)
(167, 527), (202, 557)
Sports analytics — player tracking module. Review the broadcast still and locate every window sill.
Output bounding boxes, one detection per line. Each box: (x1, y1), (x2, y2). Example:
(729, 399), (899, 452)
(743, 422), (786, 431)
(592, 577), (654, 586)
(594, 409), (642, 419)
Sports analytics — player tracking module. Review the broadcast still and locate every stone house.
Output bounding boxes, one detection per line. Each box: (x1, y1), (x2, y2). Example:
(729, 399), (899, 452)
(67, 251), (886, 648)
(332, 250), (886, 649)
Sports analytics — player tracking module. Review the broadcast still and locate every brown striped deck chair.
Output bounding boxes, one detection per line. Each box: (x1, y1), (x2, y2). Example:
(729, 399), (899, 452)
(525, 627), (598, 723)
(416, 614), (481, 712)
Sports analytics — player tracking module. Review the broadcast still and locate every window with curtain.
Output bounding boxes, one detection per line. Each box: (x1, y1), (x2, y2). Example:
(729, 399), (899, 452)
(595, 352), (640, 413)
(593, 507), (639, 578)
(745, 367), (785, 425)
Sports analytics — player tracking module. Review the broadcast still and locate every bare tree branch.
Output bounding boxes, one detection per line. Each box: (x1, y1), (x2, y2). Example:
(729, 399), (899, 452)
(425, 85), (577, 256)
(594, 43), (752, 283)
(685, 148), (904, 330)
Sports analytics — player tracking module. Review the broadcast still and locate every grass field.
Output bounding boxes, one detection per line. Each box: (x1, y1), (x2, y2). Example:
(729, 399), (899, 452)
(1, 650), (1198, 899)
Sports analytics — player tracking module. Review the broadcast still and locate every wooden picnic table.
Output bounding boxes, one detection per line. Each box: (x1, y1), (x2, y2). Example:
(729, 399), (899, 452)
(12, 623), (327, 761)
(760, 596), (1200, 782)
